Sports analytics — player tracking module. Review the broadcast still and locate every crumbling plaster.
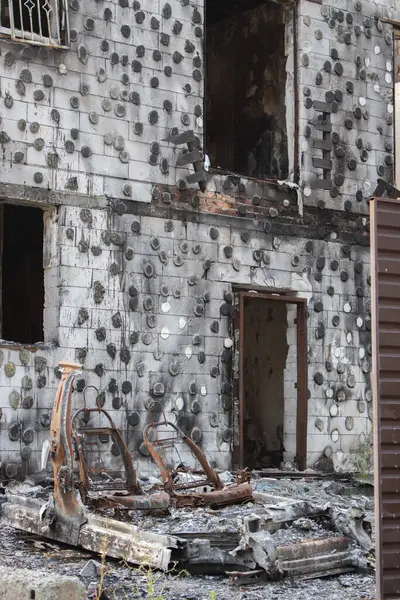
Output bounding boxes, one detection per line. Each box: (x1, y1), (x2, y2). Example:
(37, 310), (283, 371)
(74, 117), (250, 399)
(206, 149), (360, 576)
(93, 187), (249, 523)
(0, 0), (393, 479)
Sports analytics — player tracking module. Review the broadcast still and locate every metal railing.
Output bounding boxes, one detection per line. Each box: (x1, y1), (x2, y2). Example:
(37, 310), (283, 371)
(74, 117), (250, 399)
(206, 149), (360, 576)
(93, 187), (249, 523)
(0, 0), (69, 48)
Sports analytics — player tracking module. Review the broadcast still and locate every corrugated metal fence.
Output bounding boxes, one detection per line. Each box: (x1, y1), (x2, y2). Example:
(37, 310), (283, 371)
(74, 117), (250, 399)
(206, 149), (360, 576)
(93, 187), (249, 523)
(371, 197), (400, 600)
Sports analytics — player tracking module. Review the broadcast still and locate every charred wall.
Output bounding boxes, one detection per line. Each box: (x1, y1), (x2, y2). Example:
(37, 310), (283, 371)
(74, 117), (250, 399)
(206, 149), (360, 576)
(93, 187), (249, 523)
(0, 0), (205, 199)
(298, 0), (395, 212)
(0, 184), (373, 479)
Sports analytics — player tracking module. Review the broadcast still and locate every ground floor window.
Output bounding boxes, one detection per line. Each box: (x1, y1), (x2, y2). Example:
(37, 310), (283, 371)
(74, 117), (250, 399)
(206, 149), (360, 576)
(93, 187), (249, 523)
(1, 203), (44, 344)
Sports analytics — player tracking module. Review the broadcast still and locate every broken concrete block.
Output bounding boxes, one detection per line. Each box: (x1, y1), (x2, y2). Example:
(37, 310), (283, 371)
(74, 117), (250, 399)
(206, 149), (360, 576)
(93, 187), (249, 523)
(0, 566), (86, 600)
(79, 559), (102, 579)
(234, 515), (278, 574)
(329, 506), (373, 551)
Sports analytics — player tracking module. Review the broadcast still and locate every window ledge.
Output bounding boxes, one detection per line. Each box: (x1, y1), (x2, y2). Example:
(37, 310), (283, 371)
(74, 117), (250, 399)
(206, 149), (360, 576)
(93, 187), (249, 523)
(0, 31), (69, 49)
(208, 167), (282, 186)
(0, 339), (57, 352)
(204, 170), (302, 215)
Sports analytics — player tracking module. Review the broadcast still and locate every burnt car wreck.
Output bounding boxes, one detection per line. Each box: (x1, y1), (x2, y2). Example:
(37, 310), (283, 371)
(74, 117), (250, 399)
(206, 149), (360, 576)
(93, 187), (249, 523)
(1, 363), (373, 585)
(1, 363), (252, 570)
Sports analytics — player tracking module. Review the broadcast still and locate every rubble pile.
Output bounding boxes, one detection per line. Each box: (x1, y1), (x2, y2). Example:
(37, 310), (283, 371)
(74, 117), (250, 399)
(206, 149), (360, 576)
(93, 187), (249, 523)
(128, 471), (374, 582)
(0, 472), (375, 599)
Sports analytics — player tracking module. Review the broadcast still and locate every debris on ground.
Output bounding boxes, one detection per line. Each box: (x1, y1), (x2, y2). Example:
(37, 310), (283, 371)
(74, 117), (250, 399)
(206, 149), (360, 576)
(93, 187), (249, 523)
(0, 367), (376, 598)
(0, 473), (376, 599)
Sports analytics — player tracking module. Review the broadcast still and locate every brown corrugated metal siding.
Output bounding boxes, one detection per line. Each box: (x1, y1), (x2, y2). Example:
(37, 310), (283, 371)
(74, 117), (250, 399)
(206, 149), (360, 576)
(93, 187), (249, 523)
(371, 197), (400, 600)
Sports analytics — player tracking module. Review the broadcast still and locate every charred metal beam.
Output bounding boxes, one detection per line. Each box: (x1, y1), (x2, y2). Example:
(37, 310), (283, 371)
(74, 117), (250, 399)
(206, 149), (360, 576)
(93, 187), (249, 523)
(277, 537), (355, 579)
(89, 492), (170, 511)
(1, 495), (183, 571)
(79, 514), (183, 571)
(277, 536), (350, 561)
(173, 483), (253, 509)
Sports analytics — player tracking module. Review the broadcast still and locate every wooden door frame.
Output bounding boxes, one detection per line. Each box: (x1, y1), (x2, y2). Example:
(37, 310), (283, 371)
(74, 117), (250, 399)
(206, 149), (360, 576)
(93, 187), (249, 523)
(233, 291), (308, 471)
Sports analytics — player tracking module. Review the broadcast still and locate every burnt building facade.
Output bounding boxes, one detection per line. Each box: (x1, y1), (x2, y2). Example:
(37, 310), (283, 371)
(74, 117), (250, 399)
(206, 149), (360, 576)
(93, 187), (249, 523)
(0, 0), (398, 480)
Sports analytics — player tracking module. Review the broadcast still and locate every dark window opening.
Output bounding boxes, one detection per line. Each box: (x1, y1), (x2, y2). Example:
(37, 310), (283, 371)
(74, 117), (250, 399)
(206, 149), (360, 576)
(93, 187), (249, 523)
(14, 0), (50, 38)
(206, 0), (289, 180)
(0, 0), (50, 37)
(1, 204), (44, 344)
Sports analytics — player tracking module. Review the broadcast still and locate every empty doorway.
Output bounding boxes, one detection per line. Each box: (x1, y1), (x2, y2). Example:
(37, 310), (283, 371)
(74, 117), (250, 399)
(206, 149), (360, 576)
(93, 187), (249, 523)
(233, 292), (307, 470)
(243, 298), (287, 468)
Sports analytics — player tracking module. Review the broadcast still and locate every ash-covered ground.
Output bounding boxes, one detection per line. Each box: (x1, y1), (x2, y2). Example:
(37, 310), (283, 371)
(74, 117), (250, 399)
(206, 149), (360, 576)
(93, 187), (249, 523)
(0, 474), (376, 600)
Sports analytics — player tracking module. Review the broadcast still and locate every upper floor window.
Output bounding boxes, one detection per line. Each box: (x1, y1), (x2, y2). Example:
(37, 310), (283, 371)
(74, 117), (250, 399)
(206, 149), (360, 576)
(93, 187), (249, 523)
(0, 0), (69, 47)
(205, 0), (289, 181)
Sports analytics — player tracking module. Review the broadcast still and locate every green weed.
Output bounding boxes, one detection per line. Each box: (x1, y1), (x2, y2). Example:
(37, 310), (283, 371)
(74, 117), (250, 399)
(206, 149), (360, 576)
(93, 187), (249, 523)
(94, 547), (216, 599)
(349, 430), (373, 480)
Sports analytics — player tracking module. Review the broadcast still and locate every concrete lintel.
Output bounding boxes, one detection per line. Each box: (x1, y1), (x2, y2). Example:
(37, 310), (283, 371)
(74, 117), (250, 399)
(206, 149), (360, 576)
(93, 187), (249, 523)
(117, 195), (370, 246)
(0, 182), (108, 210)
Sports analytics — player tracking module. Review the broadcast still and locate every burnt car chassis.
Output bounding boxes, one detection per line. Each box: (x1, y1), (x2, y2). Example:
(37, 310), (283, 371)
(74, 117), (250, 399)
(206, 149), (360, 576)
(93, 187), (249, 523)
(0, 362), (252, 570)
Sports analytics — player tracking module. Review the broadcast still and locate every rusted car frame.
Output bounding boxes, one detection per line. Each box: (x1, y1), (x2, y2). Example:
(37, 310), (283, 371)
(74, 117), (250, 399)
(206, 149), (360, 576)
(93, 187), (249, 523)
(143, 403), (253, 507)
(1, 362), (252, 569)
(71, 385), (145, 510)
(2, 362), (173, 569)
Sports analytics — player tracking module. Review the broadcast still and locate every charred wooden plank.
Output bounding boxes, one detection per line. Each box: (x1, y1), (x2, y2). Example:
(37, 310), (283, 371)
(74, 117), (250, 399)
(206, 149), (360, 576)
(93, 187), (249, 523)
(186, 170), (206, 184)
(313, 100), (332, 113)
(312, 157), (332, 170)
(310, 120), (332, 132)
(163, 130), (196, 145)
(176, 150), (204, 167)
(311, 179), (333, 190)
(313, 138), (333, 151)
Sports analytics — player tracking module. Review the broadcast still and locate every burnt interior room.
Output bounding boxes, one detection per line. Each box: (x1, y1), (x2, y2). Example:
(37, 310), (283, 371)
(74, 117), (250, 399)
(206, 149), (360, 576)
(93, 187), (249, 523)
(206, 0), (289, 180)
(242, 297), (288, 469)
(1, 204), (44, 344)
